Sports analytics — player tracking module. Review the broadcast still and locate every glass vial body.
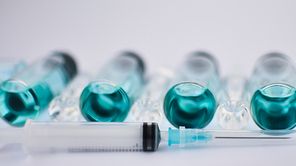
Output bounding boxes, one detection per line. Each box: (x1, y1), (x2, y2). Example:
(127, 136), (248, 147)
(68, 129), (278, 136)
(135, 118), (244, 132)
(48, 72), (92, 122)
(0, 60), (25, 84)
(163, 51), (220, 128)
(80, 52), (145, 122)
(216, 75), (249, 129)
(0, 52), (77, 126)
(249, 53), (296, 130)
(129, 68), (174, 123)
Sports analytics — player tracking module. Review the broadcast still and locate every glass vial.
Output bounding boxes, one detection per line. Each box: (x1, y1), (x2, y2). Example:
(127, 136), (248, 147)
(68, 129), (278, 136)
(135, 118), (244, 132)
(216, 75), (249, 129)
(0, 52), (77, 126)
(249, 52), (296, 130)
(163, 51), (220, 128)
(48, 72), (92, 122)
(129, 68), (174, 123)
(80, 51), (145, 122)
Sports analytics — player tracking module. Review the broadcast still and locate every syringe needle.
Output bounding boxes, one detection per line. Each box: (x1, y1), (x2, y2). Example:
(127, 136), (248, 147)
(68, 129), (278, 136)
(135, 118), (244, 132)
(166, 127), (296, 147)
(214, 136), (291, 139)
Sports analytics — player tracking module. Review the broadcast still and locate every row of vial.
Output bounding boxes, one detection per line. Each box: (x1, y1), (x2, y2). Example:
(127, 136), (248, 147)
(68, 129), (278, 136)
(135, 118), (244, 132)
(0, 51), (295, 130)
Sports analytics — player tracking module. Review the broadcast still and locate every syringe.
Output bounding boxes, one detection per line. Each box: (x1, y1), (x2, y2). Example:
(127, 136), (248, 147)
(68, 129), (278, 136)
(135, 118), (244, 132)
(1, 120), (296, 153)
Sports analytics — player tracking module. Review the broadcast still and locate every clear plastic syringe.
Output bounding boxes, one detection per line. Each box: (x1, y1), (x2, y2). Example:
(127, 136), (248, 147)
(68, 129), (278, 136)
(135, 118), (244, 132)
(1, 120), (296, 153)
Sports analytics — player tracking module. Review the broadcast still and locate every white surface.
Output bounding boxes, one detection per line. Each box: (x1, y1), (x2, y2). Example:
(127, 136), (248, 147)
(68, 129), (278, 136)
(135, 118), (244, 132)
(1, 0), (296, 165)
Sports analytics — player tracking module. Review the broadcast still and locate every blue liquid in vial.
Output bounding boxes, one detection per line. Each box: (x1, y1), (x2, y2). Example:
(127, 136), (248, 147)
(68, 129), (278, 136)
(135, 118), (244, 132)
(0, 53), (77, 126)
(80, 82), (130, 122)
(250, 84), (296, 130)
(164, 82), (216, 128)
(80, 52), (145, 122)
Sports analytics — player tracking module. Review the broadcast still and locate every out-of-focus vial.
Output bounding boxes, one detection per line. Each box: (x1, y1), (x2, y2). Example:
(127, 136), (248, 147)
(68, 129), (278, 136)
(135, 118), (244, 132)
(129, 68), (174, 123)
(163, 51), (220, 128)
(48, 72), (92, 122)
(216, 75), (249, 129)
(0, 60), (25, 84)
(80, 51), (145, 122)
(249, 53), (296, 130)
(0, 52), (77, 126)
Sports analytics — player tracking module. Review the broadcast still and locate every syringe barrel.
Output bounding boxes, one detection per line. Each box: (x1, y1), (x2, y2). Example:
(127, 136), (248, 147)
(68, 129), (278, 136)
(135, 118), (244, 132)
(22, 120), (160, 153)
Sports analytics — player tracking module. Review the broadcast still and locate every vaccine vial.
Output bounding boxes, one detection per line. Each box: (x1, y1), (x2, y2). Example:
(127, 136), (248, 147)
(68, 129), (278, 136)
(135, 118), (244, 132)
(129, 68), (174, 123)
(0, 60), (25, 84)
(48, 72), (92, 122)
(0, 52), (77, 126)
(249, 53), (296, 130)
(80, 51), (145, 122)
(163, 51), (220, 128)
(216, 75), (249, 129)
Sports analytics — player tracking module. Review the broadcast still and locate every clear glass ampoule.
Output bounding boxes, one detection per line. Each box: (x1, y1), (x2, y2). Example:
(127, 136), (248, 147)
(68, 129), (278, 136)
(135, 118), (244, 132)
(0, 52), (77, 126)
(129, 68), (174, 123)
(80, 51), (145, 122)
(163, 51), (220, 128)
(48, 72), (92, 122)
(216, 75), (249, 129)
(249, 52), (296, 130)
(0, 59), (26, 84)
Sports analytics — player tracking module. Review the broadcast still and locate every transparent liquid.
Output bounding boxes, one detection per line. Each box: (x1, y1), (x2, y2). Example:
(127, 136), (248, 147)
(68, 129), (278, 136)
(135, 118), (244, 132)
(216, 76), (250, 129)
(250, 84), (296, 130)
(130, 99), (162, 122)
(216, 101), (249, 130)
(163, 83), (216, 128)
(80, 82), (130, 122)
(48, 95), (80, 122)
(48, 73), (92, 122)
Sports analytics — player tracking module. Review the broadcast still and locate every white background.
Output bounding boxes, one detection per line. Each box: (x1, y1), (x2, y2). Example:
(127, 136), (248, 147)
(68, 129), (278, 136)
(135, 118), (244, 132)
(1, 0), (296, 166)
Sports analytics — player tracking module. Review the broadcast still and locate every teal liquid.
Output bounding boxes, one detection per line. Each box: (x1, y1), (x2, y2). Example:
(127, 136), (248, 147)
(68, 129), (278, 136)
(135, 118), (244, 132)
(163, 82), (216, 128)
(0, 81), (37, 126)
(80, 82), (130, 122)
(250, 84), (296, 130)
(0, 69), (69, 126)
(0, 53), (76, 126)
(0, 80), (54, 126)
